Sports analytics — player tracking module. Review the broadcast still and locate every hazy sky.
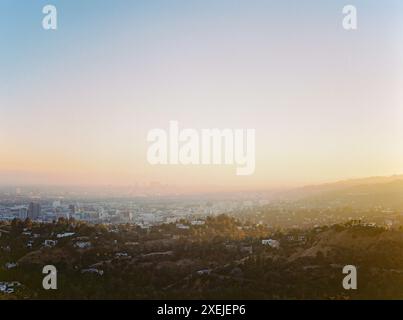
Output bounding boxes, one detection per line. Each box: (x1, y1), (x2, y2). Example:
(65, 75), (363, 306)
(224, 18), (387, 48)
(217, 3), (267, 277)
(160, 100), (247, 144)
(1, 0), (403, 190)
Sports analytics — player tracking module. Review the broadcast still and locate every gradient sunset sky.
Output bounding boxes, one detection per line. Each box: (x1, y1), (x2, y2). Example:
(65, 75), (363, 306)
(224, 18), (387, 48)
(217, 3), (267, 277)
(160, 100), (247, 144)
(1, 0), (403, 190)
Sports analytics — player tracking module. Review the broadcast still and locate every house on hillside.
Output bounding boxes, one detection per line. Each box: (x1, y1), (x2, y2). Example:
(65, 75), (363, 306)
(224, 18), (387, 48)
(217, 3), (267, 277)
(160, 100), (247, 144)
(81, 268), (104, 276)
(5, 262), (18, 270)
(57, 232), (75, 238)
(43, 240), (57, 247)
(262, 239), (280, 249)
(74, 241), (92, 249)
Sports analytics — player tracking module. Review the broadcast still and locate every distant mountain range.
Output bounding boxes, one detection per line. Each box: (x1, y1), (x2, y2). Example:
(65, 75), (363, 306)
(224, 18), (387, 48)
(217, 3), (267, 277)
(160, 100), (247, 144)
(281, 175), (403, 209)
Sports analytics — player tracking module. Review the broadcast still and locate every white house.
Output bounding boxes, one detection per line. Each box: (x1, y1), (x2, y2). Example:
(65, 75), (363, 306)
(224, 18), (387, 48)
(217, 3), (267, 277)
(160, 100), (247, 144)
(81, 268), (104, 276)
(57, 232), (75, 238)
(197, 269), (211, 275)
(75, 241), (92, 249)
(191, 220), (205, 226)
(116, 252), (129, 258)
(43, 240), (57, 247)
(176, 223), (190, 230)
(5, 262), (18, 270)
(262, 239), (280, 249)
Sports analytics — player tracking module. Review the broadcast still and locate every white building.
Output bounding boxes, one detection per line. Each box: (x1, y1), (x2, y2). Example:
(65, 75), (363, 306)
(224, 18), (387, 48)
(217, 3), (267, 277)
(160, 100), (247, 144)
(43, 240), (57, 247)
(81, 268), (104, 276)
(191, 220), (205, 226)
(5, 262), (18, 270)
(57, 232), (75, 238)
(176, 223), (190, 230)
(262, 239), (280, 249)
(75, 241), (92, 249)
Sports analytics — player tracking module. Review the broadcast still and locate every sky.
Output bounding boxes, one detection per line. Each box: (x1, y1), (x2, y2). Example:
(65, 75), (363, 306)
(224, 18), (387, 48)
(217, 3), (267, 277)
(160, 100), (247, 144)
(1, 0), (403, 190)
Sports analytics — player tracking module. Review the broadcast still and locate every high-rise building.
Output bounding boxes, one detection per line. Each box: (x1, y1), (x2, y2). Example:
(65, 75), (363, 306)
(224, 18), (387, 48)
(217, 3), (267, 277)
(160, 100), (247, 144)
(10, 206), (27, 220)
(69, 204), (76, 215)
(18, 208), (28, 220)
(28, 202), (41, 220)
(53, 200), (61, 208)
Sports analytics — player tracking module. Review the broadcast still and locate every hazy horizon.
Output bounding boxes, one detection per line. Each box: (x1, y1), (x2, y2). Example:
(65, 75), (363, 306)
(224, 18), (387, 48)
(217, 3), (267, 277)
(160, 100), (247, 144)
(1, 173), (403, 196)
(2, 0), (403, 190)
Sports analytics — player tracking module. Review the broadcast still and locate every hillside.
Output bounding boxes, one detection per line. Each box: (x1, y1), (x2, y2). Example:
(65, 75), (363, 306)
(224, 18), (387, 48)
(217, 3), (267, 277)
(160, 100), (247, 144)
(281, 175), (403, 209)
